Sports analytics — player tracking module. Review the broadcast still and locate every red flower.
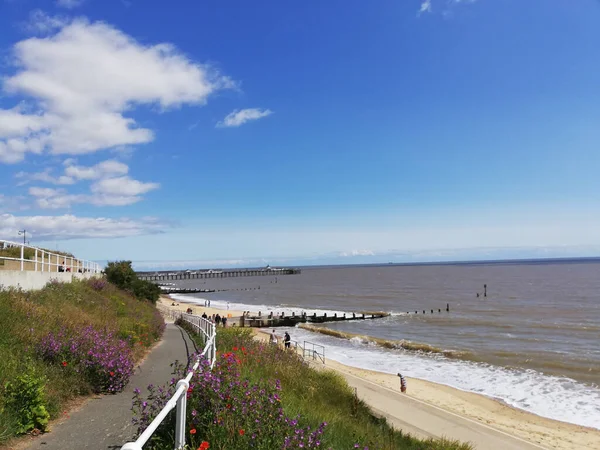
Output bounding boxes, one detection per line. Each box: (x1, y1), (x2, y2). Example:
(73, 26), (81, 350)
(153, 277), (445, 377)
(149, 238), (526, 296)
(190, 428), (197, 435)
(109, 371), (115, 377)
(232, 346), (238, 351)
(241, 347), (246, 351)
(239, 429), (245, 436)
(62, 361), (68, 367)
(199, 442), (210, 449)
(187, 387), (193, 393)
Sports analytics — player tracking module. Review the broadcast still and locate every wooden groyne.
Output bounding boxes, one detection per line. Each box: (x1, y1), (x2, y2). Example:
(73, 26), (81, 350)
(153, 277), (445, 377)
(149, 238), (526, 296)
(138, 268), (300, 281)
(240, 311), (389, 328)
(160, 288), (215, 294)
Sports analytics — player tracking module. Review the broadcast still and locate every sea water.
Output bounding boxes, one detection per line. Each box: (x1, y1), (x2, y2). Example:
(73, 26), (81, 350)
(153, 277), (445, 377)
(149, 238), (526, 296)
(170, 260), (600, 429)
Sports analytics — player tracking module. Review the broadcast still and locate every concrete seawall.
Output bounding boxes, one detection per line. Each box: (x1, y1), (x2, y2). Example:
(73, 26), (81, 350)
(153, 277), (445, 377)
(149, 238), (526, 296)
(0, 270), (98, 291)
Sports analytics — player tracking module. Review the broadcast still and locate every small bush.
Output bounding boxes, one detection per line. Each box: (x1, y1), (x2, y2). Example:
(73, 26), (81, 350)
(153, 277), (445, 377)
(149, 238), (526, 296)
(3, 371), (50, 435)
(105, 261), (160, 303)
(88, 278), (107, 291)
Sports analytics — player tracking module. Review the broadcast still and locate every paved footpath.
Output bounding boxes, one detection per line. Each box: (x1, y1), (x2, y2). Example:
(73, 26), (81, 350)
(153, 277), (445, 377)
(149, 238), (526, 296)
(24, 323), (196, 450)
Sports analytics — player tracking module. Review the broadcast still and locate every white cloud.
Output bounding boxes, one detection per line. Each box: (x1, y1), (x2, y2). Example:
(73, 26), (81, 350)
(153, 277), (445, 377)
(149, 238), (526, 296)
(15, 159), (130, 189)
(56, 0), (85, 9)
(217, 108), (273, 128)
(419, 0), (432, 14)
(0, 16), (235, 163)
(25, 10), (69, 35)
(91, 176), (159, 197)
(64, 159), (129, 180)
(25, 163), (158, 208)
(15, 168), (74, 185)
(0, 108), (45, 137)
(0, 213), (168, 240)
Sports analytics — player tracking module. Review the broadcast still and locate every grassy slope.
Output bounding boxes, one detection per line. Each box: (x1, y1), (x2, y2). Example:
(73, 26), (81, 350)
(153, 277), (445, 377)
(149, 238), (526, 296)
(195, 326), (472, 450)
(0, 280), (164, 443)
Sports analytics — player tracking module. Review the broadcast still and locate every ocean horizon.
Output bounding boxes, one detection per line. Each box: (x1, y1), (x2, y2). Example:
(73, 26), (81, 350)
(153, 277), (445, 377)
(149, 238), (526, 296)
(137, 255), (600, 272)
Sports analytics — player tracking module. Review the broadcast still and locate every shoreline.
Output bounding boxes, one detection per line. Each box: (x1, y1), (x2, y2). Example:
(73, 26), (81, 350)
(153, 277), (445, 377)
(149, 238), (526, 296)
(161, 295), (600, 449)
(252, 328), (600, 450)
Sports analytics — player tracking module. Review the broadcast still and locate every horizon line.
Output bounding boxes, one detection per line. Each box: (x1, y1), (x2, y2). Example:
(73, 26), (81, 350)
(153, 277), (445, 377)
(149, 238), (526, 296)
(132, 255), (600, 272)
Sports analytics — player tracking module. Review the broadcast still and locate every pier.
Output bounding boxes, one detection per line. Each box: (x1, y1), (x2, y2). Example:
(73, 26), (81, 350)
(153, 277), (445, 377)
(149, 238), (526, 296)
(240, 311), (389, 328)
(138, 267), (300, 281)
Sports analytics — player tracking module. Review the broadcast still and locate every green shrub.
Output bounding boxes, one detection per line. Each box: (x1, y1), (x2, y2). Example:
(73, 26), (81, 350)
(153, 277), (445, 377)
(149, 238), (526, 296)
(105, 261), (160, 303)
(105, 261), (137, 288)
(3, 371), (50, 434)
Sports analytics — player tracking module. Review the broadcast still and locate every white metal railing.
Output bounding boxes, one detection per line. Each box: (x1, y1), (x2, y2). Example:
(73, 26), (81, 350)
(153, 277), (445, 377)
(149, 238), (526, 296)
(122, 307), (217, 450)
(0, 239), (102, 273)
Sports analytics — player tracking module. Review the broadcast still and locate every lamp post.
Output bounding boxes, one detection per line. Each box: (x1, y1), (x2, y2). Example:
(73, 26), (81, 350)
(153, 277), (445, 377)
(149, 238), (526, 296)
(18, 230), (27, 246)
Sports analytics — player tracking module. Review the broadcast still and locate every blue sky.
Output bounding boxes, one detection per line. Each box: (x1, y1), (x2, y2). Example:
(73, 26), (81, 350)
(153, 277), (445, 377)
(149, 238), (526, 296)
(1, 0), (600, 269)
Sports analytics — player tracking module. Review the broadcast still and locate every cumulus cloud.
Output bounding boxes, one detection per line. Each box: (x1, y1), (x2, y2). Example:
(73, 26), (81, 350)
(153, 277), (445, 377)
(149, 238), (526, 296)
(25, 10), (69, 35)
(91, 176), (159, 197)
(0, 214), (168, 240)
(21, 159), (158, 208)
(0, 15), (235, 163)
(15, 168), (74, 185)
(217, 108), (273, 128)
(64, 159), (129, 180)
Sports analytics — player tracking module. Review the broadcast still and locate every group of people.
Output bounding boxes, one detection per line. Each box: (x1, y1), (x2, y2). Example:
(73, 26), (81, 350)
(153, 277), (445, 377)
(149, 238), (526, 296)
(270, 329), (291, 348)
(199, 311), (228, 327)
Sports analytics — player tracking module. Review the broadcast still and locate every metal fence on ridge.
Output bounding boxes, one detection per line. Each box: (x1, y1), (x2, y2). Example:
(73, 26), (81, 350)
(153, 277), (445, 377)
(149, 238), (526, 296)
(0, 239), (102, 273)
(121, 307), (217, 450)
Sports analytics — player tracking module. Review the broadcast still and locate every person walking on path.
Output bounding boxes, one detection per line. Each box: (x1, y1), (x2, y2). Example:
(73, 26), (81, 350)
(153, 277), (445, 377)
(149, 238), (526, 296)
(284, 331), (291, 349)
(270, 329), (278, 345)
(221, 316), (227, 328)
(398, 373), (407, 393)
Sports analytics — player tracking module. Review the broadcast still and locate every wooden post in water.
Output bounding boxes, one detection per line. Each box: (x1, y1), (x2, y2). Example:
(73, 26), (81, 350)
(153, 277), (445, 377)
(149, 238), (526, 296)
(446, 303), (450, 312)
(484, 284), (487, 297)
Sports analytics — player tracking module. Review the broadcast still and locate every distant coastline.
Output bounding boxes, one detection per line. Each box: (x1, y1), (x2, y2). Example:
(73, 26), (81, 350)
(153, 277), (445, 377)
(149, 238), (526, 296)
(294, 256), (600, 270)
(137, 256), (600, 273)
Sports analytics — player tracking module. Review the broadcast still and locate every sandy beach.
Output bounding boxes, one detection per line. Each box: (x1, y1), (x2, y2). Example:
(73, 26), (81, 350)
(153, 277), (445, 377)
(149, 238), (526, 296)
(159, 296), (246, 323)
(162, 296), (600, 450)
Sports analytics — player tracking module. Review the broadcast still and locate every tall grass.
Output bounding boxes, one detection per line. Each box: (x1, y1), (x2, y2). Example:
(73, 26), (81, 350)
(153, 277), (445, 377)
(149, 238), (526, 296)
(154, 325), (472, 450)
(0, 279), (165, 443)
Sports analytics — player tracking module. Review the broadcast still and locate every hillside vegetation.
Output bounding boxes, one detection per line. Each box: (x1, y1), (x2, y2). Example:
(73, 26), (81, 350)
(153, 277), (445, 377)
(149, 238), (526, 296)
(0, 278), (165, 444)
